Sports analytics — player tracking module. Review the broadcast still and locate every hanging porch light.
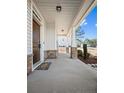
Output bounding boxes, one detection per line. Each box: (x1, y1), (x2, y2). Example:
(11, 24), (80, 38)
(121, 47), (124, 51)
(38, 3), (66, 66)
(56, 5), (62, 12)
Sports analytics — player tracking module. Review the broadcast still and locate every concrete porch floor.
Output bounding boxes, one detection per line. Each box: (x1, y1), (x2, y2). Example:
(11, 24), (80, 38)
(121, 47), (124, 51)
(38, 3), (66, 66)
(27, 53), (97, 93)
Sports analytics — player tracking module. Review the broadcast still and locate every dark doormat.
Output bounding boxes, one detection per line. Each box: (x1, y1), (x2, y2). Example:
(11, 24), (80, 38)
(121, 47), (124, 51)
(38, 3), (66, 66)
(36, 62), (52, 70)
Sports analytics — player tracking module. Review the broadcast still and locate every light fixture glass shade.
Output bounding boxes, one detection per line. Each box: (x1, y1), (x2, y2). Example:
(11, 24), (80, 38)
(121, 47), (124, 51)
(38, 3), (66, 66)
(56, 6), (62, 12)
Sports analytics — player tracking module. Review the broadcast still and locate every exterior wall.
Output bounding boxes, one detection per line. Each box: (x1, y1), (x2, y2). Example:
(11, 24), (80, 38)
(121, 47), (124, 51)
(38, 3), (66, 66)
(45, 23), (56, 50)
(27, 0), (33, 75)
(27, 54), (33, 75)
(44, 23), (57, 59)
(27, 0), (32, 55)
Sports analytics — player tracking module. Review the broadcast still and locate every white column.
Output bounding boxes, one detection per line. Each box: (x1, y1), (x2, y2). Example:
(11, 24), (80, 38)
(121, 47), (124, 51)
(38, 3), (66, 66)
(71, 26), (77, 47)
(70, 26), (78, 58)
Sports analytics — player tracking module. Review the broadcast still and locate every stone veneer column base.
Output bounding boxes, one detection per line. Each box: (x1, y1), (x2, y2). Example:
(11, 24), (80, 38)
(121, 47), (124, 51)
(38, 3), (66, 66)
(71, 47), (77, 58)
(44, 50), (57, 59)
(66, 47), (69, 53)
(27, 54), (33, 75)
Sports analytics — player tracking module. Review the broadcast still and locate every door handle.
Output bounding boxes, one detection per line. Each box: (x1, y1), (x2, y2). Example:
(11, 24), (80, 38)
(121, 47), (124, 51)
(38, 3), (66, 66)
(38, 44), (41, 48)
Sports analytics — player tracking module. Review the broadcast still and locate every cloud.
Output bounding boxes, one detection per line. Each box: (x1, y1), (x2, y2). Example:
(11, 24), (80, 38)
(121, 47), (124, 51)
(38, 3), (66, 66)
(80, 19), (88, 26)
(84, 22), (87, 25)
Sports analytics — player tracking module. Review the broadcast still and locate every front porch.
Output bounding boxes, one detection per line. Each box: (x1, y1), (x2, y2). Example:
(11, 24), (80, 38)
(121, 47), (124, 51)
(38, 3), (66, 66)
(27, 0), (97, 92)
(28, 53), (97, 93)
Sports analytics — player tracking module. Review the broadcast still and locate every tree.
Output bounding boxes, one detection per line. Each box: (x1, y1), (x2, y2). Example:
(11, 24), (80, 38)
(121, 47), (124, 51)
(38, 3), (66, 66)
(76, 26), (85, 44)
(84, 38), (97, 47)
(90, 39), (97, 47)
(76, 39), (83, 47)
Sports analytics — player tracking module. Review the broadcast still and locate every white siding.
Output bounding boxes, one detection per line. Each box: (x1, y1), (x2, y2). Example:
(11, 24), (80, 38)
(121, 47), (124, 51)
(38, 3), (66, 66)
(45, 23), (56, 50)
(27, 0), (32, 54)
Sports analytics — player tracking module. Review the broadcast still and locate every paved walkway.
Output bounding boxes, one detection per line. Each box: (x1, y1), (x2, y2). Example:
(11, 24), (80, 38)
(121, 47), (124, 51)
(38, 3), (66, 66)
(27, 53), (97, 93)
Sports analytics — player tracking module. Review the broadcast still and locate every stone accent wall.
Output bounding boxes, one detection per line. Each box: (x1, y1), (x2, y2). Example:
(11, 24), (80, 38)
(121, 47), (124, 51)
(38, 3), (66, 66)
(66, 47), (69, 53)
(27, 54), (33, 75)
(71, 47), (77, 58)
(44, 50), (57, 59)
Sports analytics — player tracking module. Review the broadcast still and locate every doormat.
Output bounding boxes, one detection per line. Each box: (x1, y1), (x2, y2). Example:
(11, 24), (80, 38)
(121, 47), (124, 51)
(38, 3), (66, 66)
(36, 62), (52, 70)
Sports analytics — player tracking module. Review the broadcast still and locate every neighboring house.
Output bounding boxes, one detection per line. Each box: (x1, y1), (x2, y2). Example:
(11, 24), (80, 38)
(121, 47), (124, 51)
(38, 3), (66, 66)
(27, 0), (96, 74)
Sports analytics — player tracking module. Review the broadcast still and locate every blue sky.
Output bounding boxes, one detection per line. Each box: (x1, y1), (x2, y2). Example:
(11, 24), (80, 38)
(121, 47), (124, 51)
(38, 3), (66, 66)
(79, 6), (97, 40)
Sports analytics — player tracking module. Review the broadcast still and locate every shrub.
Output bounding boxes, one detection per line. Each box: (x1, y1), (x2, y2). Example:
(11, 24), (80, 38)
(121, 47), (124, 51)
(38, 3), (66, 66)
(77, 50), (91, 59)
(77, 50), (83, 57)
(82, 52), (90, 59)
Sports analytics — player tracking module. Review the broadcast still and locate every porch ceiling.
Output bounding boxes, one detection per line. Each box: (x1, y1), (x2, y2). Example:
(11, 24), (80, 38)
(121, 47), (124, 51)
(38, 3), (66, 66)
(34, 0), (93, 35)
